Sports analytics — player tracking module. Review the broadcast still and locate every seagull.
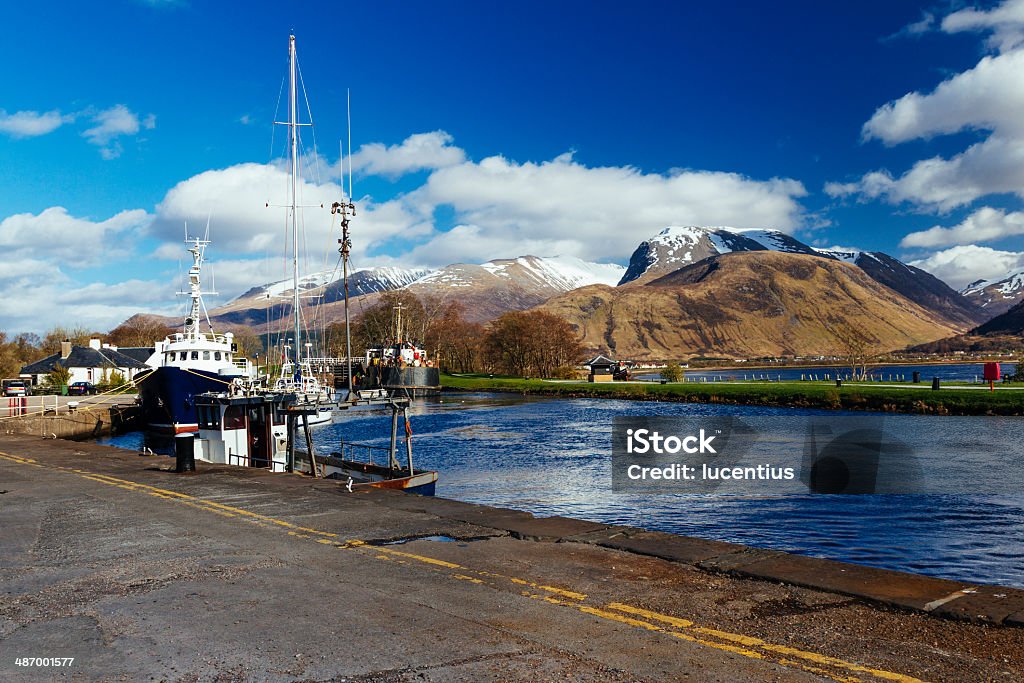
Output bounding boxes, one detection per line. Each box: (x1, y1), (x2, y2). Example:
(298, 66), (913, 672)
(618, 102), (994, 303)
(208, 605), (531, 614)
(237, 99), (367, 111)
(345, 477), (354, 493)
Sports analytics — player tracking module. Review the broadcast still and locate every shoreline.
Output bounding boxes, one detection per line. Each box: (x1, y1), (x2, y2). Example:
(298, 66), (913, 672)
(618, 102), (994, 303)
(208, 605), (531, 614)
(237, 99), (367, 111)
(668, 359), (1018, 373)
(441, 374), (1024, 415)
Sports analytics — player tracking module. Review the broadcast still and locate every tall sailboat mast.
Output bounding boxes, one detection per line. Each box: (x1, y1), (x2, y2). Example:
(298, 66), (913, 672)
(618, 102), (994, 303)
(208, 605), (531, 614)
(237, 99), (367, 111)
(288, 34), (301, 374)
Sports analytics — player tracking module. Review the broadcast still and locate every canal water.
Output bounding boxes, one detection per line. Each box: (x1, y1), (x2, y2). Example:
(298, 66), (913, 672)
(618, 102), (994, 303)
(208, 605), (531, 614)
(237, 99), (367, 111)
(637, 361), (1018, 383)
(98, 391), (1024, 588)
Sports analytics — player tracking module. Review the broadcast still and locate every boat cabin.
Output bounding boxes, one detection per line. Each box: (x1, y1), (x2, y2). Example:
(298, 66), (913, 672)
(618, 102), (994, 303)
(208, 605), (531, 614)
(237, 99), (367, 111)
(193, 392), (293, 471)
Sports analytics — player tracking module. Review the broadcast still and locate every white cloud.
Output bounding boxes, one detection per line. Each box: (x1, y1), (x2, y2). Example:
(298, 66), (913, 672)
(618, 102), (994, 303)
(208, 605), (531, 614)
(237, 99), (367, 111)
(909, 244), (1024, 290)
(0, 259), (177, 334)
(942, 0), (1024, 51)
(834, 3), (1024, 211)
(152, 162), (430, 291)
(829, 134), (1024, 211)
(82, 104), (155, 158)
(349, 131), (466, 177)
(0, 206), (151, 267)
(408, 151), (808, 265)
(901, 206), (1024, 247)
(0, 109), (72, 138)
(863, 51), (1024, 145)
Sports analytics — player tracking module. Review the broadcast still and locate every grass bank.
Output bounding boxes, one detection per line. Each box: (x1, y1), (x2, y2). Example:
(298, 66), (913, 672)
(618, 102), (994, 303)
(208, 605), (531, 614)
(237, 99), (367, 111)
(441, 374), (1024, 416)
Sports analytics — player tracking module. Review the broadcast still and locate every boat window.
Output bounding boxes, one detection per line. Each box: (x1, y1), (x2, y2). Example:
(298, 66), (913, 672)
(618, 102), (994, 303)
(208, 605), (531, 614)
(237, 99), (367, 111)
(224, 405), (246, 430)
(214, 351), (221, 361)
(226, 354), (232, 362)
(197, 405), (221, 430)
(203, 351), (210, 360)
(191, 351), (199, 360)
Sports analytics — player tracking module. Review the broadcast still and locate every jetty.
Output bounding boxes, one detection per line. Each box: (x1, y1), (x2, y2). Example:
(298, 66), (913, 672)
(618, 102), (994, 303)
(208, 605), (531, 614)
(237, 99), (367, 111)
(2, 433), (1022, 681)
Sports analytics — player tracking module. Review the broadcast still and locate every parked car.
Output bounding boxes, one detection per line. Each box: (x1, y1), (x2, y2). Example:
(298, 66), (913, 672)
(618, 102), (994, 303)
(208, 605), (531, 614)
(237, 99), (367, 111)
(68, 381), (98, 396)
(1, 379), (29, 397)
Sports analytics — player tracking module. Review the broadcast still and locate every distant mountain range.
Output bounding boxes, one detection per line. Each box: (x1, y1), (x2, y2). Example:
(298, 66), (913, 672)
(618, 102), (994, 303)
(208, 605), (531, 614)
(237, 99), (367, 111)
(206, 255), (625, 329)
(961, 270), (1024, 317)
(129, 224), (999, 359)
(617, 227), (984, 328)
(908, 296), (1024, 354)
(541, 250), (964, 360)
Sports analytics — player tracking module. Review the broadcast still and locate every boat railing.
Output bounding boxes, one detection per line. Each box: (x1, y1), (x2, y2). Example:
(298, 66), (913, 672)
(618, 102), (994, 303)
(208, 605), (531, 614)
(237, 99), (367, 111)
(336, 439), (401, 470)
(227, 451), (278, 470)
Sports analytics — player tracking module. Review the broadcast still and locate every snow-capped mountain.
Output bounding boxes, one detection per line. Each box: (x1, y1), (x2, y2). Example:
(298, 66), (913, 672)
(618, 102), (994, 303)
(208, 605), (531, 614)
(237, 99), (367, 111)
(235, 266), (433, 302)
(415, 255), (624, 291)
(618, 227), (983, 327)
(408, 255), (625, 321)
(618, 226), (819, 285)
(962, 270), (1024, 316)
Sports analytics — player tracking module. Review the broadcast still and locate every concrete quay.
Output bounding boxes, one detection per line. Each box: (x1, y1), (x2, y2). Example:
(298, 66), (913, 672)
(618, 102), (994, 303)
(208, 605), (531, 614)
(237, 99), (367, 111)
(1, 433), (1022, 682)
(0, 395), (141, 440)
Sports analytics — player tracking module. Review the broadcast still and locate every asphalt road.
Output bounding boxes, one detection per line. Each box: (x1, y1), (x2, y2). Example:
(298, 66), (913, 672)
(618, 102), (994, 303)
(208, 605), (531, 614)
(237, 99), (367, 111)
(1, 434), (1022, 682)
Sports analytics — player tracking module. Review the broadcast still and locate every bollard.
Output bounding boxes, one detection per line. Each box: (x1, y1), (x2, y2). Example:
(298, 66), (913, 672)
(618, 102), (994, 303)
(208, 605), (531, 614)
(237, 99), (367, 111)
(913, 371), (921, 383)
(175, 432), (196, 473)
(931, 377), (941, 391)
(836, 379), (843, 388)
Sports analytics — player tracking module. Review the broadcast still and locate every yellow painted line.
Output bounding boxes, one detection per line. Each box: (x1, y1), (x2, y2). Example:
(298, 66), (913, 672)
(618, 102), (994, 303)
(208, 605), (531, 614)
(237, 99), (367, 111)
(607, 603), (926, 683)
(608, 602), (694, 628)
(375, 546), (463, 569)
(0, 448), (925, 683)
(453, 574), (485, 585)
(81, 472), (339, 538)
(507, 576), (586, 601)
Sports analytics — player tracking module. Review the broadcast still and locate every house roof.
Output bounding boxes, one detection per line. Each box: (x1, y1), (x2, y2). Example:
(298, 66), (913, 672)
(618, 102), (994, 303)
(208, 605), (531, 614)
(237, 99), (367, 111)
(586, 354), (617, 366)
(21, 346), (150, 375)
(116, 346), (155, 364)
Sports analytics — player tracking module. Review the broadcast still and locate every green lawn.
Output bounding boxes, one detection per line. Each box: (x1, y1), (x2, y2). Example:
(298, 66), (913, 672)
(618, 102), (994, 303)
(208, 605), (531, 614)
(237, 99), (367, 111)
(441, 374), (1024, 416)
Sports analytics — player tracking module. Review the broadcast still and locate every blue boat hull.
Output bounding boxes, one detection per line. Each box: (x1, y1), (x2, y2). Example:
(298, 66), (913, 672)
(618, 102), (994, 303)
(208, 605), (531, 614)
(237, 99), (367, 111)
(137, 367), (233, 433)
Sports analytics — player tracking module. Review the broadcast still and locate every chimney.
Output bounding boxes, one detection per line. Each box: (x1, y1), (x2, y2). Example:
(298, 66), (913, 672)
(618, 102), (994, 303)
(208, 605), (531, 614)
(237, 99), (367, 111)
(60, 341), (72, 359)
(89, 338), (101, 350)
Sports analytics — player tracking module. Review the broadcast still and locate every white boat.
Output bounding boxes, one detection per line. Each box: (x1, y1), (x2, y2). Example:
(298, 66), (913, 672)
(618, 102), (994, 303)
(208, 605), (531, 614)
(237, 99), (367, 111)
(266, 33), (335, 426)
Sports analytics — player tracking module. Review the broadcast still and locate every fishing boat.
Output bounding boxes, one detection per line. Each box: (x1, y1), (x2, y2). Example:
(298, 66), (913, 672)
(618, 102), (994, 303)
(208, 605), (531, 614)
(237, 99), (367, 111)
(190, 386), (436, 494)
(137, 235), (256, 433)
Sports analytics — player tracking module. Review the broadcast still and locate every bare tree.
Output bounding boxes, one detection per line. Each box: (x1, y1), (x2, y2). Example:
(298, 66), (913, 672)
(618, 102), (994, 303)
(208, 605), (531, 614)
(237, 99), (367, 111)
(829, 323), (881, 381)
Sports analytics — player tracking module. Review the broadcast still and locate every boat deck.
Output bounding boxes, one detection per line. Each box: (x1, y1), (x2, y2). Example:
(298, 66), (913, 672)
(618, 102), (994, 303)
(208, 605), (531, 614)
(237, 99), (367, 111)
(2, 433), (1022, 681)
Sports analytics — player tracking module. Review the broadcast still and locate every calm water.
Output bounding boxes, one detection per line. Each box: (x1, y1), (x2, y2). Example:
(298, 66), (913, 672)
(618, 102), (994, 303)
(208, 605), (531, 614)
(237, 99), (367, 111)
(638, 361), (1018, 383)
(98, 392), (1024, 588)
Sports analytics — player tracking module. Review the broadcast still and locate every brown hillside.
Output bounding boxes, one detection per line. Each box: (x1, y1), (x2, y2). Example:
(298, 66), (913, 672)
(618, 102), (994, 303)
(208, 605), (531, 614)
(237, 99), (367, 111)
(538, 251), (966, 360)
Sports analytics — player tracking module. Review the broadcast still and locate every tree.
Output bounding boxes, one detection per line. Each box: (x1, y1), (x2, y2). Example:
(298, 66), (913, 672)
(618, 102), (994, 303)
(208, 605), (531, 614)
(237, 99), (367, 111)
(484, 310), (583, 378)
(0, 332), (41, 379)
(425, 303), (485, 373)
(227, 327), (265, 359)
(45, 363), (72, 393)
(107, 316), (174, 347)
(40, 326), (94, 354)
(661, 362), (684, 382)
(830, 323), (881, 381)
(108, 370), (128, 390)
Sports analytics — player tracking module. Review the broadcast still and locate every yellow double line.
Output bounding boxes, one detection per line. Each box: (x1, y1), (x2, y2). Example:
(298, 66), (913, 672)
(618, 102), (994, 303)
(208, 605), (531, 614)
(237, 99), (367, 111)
(0, 450), (927, 683)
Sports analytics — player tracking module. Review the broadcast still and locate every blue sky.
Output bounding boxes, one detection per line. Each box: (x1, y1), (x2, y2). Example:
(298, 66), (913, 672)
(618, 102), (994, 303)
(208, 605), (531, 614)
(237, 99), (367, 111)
(2, 0), (1024, 333)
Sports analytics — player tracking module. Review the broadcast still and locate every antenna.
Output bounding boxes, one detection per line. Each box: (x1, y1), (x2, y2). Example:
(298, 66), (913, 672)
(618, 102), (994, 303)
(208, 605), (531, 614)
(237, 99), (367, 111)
(347, 88), (353, 200)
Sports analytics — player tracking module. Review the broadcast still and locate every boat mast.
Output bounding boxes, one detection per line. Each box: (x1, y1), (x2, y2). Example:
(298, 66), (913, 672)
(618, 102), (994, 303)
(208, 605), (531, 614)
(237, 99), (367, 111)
(180, 235), (210, 341)
(288, 34), (301, 377)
